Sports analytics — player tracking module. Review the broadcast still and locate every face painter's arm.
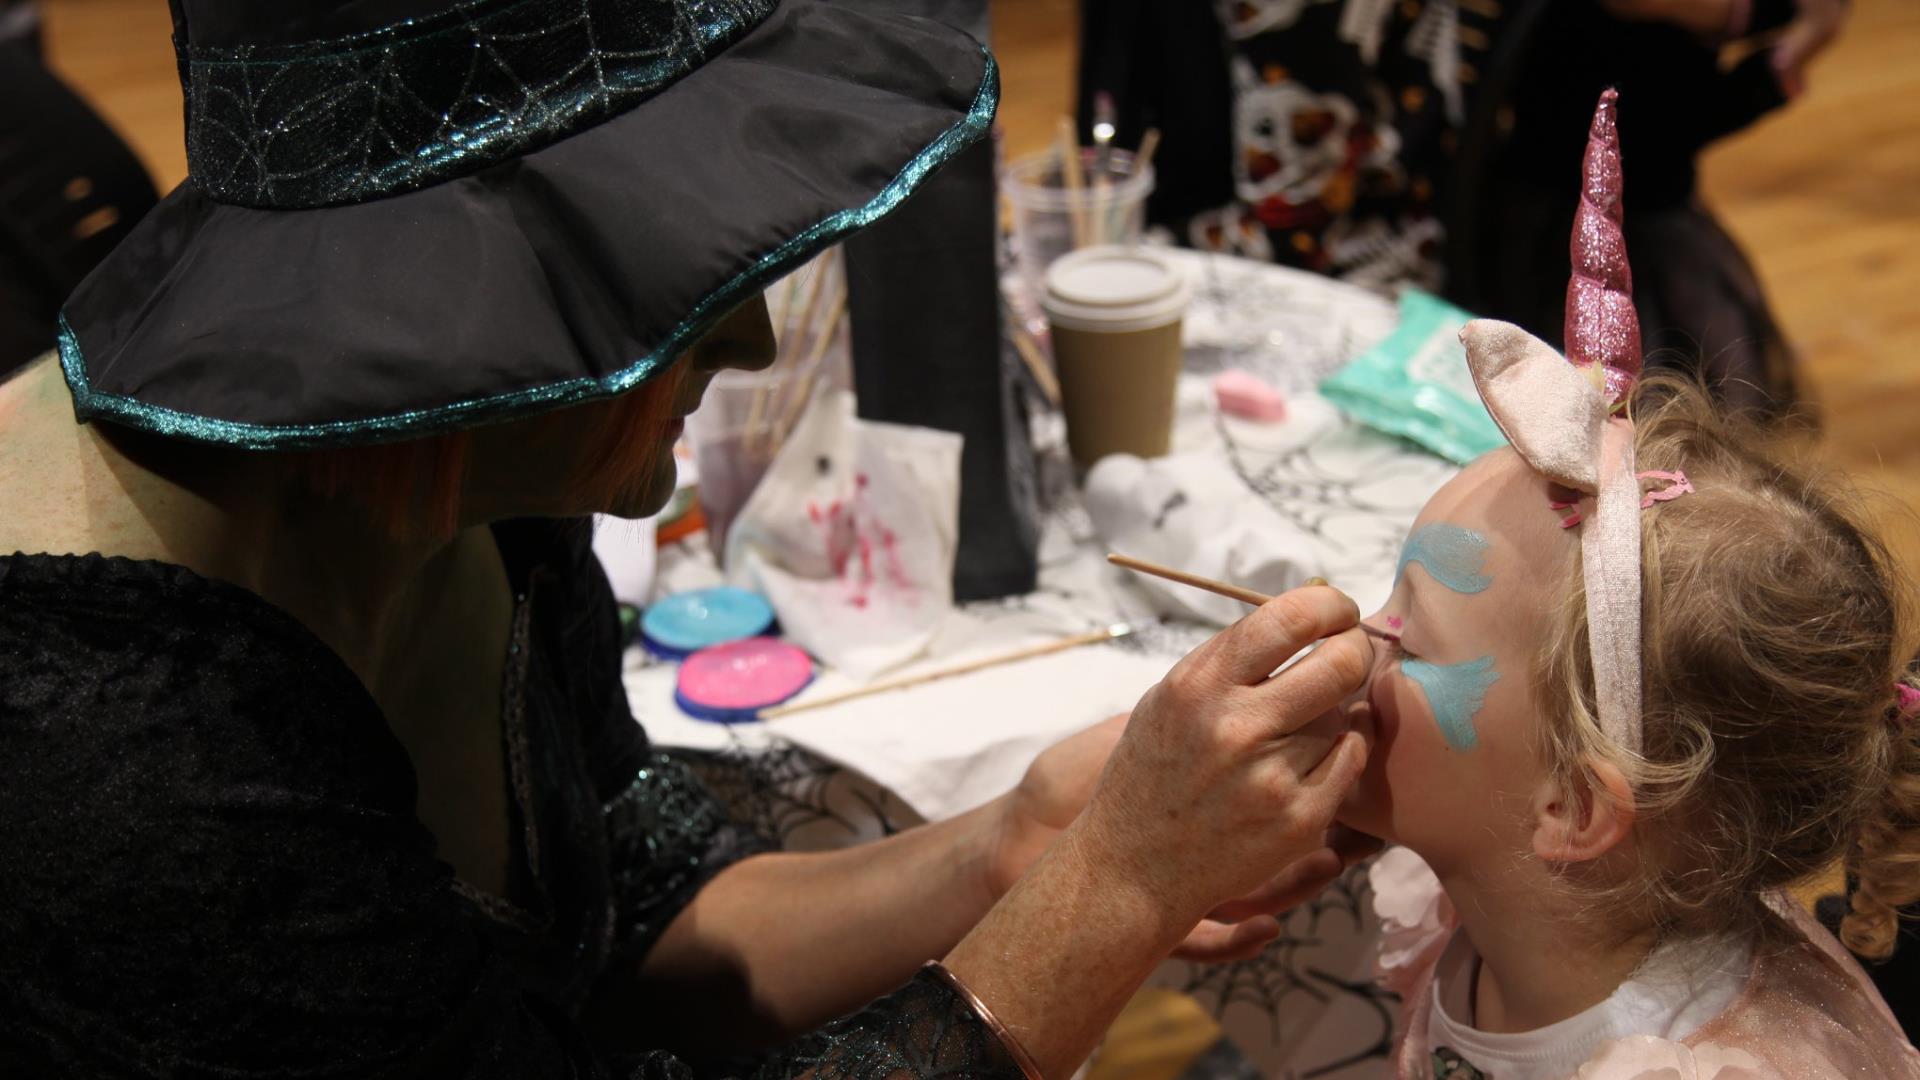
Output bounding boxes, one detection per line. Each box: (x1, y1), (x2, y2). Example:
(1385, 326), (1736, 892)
(945, 585), (1375, 1077)
(620, 638), (1373, 1060)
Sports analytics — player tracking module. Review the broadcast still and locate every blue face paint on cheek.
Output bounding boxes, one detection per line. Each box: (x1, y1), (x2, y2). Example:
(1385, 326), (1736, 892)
(1396, 524), (1493, 594)
(1401, 655), (1500, 752)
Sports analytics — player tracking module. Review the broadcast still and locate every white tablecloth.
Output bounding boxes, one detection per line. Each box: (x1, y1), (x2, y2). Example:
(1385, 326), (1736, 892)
(623, 249), (1460, 1077)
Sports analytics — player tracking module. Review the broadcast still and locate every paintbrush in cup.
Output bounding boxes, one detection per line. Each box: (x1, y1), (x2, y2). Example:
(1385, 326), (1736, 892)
(1055, 115), (1090, 248)
(1106, 553), (1400, 643)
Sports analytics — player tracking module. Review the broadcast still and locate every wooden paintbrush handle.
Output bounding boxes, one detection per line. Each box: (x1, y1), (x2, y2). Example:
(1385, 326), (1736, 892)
(763, 624), (1130, 720)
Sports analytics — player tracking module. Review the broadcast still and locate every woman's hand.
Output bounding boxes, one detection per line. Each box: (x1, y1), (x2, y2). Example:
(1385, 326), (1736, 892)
(984, 714), (1127, 903)
(1600, 0), (1850, 98)
(1173, 825), (1381, 961)
(941, 587), (1377, 1076)
(986, 710), (1379, 962)
(1061, 586), (1376, 937)
(1599, 0), (1739, 38)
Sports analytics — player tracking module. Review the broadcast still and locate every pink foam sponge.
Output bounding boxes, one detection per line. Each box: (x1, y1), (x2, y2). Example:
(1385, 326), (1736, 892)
(1213, 369), (1288, 422)
(675, 637), (815, 723)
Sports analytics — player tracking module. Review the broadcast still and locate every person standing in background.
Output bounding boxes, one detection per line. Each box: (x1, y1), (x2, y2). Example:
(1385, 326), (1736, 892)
(1080, 0), (1849, 420)
(1478, 0), (1851, 422)
(0, 0), (158, 376)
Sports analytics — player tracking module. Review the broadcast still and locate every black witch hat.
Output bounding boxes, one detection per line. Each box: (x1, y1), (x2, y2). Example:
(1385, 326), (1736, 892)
(55, 0), (996, 448)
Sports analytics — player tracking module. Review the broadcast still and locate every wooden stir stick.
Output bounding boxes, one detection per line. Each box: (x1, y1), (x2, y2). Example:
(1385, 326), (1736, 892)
(1106, 553), (1400, 643)
(761, 623), (1135, 720)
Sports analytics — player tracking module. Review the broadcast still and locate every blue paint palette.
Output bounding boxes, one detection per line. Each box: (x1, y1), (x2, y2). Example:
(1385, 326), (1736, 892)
(640, 587), (776, 659)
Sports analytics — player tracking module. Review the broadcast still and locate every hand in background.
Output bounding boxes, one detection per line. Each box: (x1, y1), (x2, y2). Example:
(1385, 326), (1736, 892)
(1601, 0), (1850, 99)
(1772, 0), (1849, 98)
(1599, 0), (1740, 38)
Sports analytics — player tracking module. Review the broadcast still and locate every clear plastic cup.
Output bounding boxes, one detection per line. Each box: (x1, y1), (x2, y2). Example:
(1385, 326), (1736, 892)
(1002, 147), (1154, 310)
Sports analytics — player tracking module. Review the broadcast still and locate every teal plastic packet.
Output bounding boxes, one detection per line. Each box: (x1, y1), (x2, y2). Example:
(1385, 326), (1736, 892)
(1319, 290), (1507, 464)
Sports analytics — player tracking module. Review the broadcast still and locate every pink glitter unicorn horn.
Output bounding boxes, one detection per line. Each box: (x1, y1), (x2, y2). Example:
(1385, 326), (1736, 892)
(1455, 89), (1676, 756)
(1565, 88), (1641, 409)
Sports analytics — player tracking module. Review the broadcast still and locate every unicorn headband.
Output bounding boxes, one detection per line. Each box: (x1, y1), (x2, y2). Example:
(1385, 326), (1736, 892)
(1459, 89), (1688, 756)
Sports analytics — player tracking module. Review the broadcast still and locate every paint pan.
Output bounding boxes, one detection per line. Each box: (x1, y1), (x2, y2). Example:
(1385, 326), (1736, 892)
(675, 638), (815, 723)
(641, 586), (776, 659)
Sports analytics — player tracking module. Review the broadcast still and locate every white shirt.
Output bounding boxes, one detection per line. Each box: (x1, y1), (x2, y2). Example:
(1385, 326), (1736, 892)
(1423, 930), (1751, 1080)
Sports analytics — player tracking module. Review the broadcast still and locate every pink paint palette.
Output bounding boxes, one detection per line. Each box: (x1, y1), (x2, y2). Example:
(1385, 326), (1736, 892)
(675, 638), (815, 723)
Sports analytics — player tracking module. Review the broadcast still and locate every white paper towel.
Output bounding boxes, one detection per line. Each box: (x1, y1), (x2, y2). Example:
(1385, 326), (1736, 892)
(1085, 450), (1325, 626)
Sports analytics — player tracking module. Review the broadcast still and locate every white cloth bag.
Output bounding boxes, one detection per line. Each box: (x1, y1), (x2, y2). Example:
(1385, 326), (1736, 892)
(724, 391), (963, 679)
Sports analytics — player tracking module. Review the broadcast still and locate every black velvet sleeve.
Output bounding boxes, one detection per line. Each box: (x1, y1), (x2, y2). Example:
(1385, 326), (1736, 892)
(0, 547), (1026, 1079)
(520, 519), (776, 965)
(0, 554), (618, 1078)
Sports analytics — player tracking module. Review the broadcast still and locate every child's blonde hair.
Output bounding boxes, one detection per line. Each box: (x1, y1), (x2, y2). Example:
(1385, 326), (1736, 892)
(1535, 373), (1920, 958)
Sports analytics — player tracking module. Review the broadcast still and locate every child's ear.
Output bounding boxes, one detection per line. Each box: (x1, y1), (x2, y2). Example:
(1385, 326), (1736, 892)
(1530, 756), (1635, 864)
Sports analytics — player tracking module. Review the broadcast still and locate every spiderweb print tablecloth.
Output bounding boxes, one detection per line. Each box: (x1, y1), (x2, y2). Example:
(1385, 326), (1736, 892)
(629, 250), (1461, 1077)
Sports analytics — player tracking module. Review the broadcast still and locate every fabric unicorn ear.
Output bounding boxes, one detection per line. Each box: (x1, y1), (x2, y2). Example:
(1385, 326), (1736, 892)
(1459, 320), (1609, 492)
(1457, 88), (1648, 756)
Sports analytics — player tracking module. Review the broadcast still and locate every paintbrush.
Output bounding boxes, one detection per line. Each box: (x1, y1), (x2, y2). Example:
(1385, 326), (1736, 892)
(1090, 92), (1116, 243)
(1107, 553), (1400, 643)
(1055, 115), (1090, 248)
(1106, 127), (1159, 243)
(1002, 300), (1062, 407)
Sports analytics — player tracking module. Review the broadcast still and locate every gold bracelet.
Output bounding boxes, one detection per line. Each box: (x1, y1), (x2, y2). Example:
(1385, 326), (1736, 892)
(921, 961), (1046, 1080)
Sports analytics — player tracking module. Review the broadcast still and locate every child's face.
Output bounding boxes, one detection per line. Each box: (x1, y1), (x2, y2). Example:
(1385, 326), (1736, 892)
(1339, 449), (1579, 870)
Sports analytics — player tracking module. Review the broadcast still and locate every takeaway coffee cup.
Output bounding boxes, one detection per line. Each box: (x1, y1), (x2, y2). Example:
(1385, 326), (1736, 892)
(1041, 246), (1190, 468)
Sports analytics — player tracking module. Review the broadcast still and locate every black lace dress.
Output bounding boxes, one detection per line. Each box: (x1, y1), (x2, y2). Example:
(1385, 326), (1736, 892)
(0, 519), (1022, 1079)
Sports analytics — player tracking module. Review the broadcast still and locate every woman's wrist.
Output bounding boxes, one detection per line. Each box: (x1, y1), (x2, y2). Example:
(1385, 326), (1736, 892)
(943, 820), (1199, 1077)
(963, 795), (1017, 909)
(1052, 813), (1210, 948)
(974, 780), (1203, 945)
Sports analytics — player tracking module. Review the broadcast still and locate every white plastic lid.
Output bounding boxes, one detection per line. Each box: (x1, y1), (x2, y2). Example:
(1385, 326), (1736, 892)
(1041, 246), (1190, 333)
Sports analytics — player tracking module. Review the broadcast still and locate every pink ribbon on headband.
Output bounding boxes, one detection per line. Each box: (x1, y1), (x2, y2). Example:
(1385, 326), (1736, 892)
(1896, 684), (1920, 727)
(1550, 470), (1692, 529)
(1460, 90), (1652, 755)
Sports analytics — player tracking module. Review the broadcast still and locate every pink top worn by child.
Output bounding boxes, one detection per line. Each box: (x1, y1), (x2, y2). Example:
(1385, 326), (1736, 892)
(1344, 91), (1920, 1079)
(1375, 849), (1914, 1079)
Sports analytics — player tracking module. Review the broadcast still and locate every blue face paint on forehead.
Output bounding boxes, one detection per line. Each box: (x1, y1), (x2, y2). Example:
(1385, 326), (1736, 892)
(1402, 655), (1500, 752)
(1396, 524), (1492, 595)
